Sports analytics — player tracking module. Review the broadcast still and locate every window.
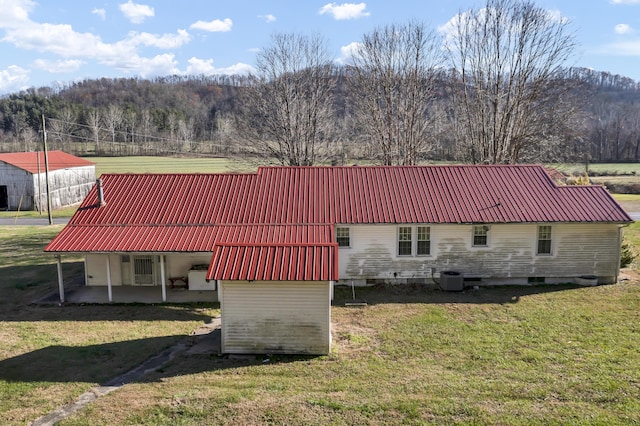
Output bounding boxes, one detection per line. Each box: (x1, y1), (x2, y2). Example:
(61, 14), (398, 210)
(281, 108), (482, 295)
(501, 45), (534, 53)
(537, 225), (552, 255)
(417, 226), (431, 256)
(336, 227), (350, 247)
(398, 226), (412, 256)
(473, 225), (488, 247)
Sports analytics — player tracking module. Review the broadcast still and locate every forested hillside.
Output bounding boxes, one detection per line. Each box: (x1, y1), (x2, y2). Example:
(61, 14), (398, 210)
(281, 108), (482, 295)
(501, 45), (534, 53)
(0, 67), (638, 164)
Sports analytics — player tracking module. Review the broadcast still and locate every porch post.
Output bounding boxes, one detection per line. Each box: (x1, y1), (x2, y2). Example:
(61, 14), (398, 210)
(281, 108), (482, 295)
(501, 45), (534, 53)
(160, 254), (166, 302)
(106, 255), (113, 302)
(56, 255), (65, 303)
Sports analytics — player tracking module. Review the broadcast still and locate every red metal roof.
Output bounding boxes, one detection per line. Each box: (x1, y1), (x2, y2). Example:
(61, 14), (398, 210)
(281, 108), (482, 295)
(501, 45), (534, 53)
(248, 165), (631, 224)
(45, 224), (334, 253)
(207, 243), (339, 281)
(0, 151), (94, 173)
(45, 165), (631, 255)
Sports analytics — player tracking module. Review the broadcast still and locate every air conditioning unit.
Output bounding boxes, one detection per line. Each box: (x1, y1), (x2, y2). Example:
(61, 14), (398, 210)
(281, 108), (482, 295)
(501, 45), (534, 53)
(440, 271), (464, 291)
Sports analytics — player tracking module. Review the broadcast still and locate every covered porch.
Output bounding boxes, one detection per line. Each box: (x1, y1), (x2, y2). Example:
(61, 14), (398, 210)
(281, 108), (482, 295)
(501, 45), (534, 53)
(53, 252), (218, 304)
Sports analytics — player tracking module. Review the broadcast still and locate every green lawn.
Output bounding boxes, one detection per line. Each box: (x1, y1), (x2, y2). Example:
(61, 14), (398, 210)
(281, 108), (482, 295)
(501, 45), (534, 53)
(86, 156), (248, 176)
(0, 226), (639, 425)
(552, 162), (639, 176)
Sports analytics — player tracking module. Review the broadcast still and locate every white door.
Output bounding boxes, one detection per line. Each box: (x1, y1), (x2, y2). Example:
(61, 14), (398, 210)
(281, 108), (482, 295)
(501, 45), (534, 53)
(133, 255), (155, 286)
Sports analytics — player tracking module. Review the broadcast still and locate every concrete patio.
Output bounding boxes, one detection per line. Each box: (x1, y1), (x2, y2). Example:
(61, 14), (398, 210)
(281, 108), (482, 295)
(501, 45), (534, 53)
(43, 285), (218, 304)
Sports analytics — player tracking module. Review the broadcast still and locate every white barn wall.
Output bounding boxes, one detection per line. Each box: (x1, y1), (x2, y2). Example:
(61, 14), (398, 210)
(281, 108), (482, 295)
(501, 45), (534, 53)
(33, 165), (96, 211)
(220, 280), (331, 354)
(0, 162), (95, 211)
(339, 223), (621, 284)
(0, 162), (33, 210)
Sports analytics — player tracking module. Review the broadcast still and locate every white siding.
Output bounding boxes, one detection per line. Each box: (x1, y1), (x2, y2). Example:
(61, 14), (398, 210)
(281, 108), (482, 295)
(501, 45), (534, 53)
(85, 254), (122, 286)
(338, 223), (621, 284)
(220, 280), (331, 355)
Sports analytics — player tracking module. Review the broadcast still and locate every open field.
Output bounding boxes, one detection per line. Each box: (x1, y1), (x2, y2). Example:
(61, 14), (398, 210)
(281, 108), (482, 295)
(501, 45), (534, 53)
(85, 156), (249, 176)
(1, 226), (639, 425)
(553, 163), (639, 176)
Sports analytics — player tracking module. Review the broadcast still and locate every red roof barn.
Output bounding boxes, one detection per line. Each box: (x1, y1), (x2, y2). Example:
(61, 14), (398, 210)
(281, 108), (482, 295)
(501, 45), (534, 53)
(0, 151), (95, 211)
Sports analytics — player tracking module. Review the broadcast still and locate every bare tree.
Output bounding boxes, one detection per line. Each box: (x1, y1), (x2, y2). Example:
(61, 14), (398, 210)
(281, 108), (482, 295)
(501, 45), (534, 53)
(236, 32), (336, 166)
(444, 0), (577, 163)
(347, 22), (445, 165)
(48, 108), (77, 151)
(103, 105), (123, 155)
(87, 109), (101, 155)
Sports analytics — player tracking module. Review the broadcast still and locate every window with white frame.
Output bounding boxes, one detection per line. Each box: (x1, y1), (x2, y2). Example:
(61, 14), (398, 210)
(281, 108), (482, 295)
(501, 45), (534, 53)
(537, 225), (552, 255)
(417, 226), (431, 256)
(336, 227), (350, 247)
(398, 226), (413, 256)
(473, 225), (488, 247)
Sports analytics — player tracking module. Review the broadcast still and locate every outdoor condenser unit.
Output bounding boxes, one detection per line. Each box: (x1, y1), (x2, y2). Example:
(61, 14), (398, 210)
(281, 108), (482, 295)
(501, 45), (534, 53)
(440, 271), (464, 291)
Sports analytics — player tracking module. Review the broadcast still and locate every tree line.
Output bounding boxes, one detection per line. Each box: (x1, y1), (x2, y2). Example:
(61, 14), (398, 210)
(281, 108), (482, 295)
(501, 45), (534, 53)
(0, 0), (639, 165)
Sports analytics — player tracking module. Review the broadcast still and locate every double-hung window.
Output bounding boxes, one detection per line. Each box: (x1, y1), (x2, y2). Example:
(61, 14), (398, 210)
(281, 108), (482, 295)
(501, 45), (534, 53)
(473, 225), (488, 247)
(336, 227), (350, 247)
(537, 225), (552, 255)
(398, 226), (413, 256)
(417, 226), (431, 256)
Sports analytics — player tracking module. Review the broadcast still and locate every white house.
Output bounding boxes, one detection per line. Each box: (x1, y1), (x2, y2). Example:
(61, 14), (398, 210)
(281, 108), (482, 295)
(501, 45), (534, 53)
(45, 165), (632, 354)
(0, 150), (95, 211)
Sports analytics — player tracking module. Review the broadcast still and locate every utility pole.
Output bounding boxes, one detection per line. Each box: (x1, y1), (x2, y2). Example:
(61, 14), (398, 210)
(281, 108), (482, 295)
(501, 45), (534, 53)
(42, 115), (53, 225)
(37, 150), (42, 215)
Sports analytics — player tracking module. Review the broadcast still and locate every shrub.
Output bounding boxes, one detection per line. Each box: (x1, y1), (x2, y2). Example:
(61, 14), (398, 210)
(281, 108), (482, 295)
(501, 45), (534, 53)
(620, 237), (637, 268)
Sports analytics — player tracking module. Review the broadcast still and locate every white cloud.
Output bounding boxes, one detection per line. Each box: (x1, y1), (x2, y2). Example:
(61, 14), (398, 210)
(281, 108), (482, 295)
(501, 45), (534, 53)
(127, 29), (191, 49)
(615, 23), (634, 34)
(336, 41), (362, 64)
(319, 2), (370, 20)
(611, 0), (640, 4)
(0, 0), (35, 28)
(0, 65), (30, 93)
(190, 18), (233, 32)
(92, 8), (106, 21)
(33, 58), (84, 73)
(119, 0), (154, 24)
(184, 57), (254, 76)
(259, 14), (276, 23)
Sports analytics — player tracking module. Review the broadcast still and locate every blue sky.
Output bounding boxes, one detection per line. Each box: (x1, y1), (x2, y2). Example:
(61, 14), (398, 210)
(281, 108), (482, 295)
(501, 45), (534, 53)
(0, 0), (639, 95)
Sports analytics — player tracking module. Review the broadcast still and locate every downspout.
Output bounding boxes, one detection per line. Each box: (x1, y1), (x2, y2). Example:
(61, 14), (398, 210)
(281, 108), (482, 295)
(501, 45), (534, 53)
(56, 255), (65, 304)
(160, 255), (166, 302)
(107, 255), (113, 302)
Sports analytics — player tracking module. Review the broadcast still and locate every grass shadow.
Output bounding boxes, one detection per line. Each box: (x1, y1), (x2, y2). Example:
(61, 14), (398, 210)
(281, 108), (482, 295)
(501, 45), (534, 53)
(0, 331), (314, 385)
(0, 336), (184, 384)
(333, 282), (588, 306)
(0, 303), (216, 322)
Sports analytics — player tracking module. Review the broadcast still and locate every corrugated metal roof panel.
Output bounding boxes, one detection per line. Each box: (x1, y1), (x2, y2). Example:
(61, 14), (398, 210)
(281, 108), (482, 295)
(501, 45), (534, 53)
(0, 150), (94, 173)
(253, 165), (631, 224)
(207, 243), (339, 281)
(46, 165), (632, 254)
(44, 224), (333, 253)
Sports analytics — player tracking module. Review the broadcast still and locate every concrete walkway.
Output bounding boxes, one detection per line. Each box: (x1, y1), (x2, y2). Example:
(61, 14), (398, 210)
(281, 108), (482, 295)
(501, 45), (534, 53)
(39, 285), (218, 304)
(30, 318), (221, 426)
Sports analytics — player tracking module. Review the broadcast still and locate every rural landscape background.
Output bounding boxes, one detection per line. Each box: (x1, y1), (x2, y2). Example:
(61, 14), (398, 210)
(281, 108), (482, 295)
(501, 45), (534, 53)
(1, 0), (639, 423)
(0, 156), (638, 425)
